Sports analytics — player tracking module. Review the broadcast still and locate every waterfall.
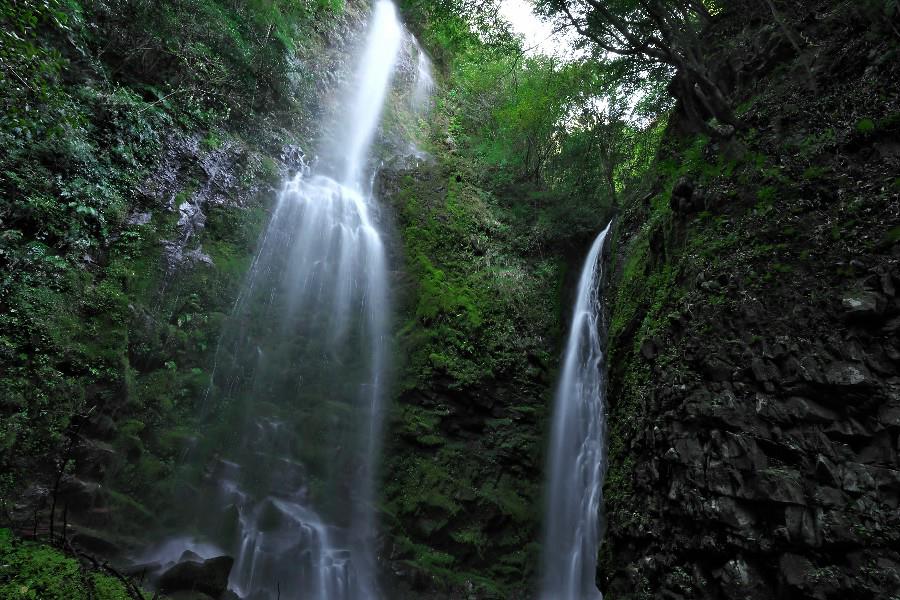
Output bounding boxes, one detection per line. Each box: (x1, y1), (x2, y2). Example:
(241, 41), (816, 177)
(411, 39), (434, 112)
(541, 222), (613, 600)
(143, 3), (405, 599)
(338, 2), (404, 187)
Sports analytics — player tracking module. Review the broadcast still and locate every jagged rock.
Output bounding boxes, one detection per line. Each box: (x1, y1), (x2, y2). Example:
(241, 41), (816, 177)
(126, 211), (152, 225)
(815, 455), (840, 486)
(158, 555), (234, 598)
(841, 291), (884, 320)
(779, 553), (815, 589)
(883, 316), (900, 334)
(179, 550), (204, 563)
(716, 558), (771, 600)
(280, 144), (307, 174)
(824, 361), (873, 388)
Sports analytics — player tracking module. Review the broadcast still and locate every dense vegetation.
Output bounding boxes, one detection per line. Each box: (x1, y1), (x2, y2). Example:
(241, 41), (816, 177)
(1, 0), (358, 586)
(2, 0), (899, 598)
(378, 2), (666, 596)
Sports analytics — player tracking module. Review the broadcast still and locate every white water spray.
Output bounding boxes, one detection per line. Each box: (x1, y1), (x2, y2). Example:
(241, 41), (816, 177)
(340, 1), (404, 186)
(411, 39), (434, 112)
(145, 3), (406, 599)
(541, 222), (612, 600)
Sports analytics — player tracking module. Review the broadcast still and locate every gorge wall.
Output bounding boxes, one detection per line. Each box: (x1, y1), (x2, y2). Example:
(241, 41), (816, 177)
(2, 0), (899, 599)
(601, 2), (900, 598)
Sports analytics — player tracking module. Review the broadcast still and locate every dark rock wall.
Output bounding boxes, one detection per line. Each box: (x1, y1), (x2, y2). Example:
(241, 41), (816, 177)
(602, 2), (900, 599)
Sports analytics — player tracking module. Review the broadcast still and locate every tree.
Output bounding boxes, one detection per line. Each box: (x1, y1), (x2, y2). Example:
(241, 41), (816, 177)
(536, 0), (742, 133)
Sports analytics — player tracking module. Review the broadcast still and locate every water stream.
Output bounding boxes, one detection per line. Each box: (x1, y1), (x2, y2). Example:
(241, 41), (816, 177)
(541, 222), (613, 600)
(143, 3), (410, 599)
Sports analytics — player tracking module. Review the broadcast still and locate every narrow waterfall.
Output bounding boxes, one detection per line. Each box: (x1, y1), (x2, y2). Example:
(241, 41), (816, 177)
(144, 3), (405, 599)
(411, 39), (434, 112)
(541, 222), (613, 600)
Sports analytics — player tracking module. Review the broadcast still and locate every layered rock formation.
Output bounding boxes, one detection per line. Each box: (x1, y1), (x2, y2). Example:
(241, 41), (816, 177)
(602, 2), (900, 598)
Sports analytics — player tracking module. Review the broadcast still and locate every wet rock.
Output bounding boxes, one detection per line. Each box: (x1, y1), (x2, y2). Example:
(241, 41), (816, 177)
(601, 7), (900, 597)
(158, 555), (234, 598)
(184, 248), (214, 266)
(841, 291), (884, 320)
(73, 437), (116, 480)
(815, 455), (840, 486)
(883, 316), (900, 334)
(123, 561), (161, 578)
(180, 550), (204, 563)
(878, 393), (900, 426)
(743, 469), (805, 505)
(824, 361), (873, 388)
(126, 211), (152, 226)
(779, 553), (815, 589)
(58, 475), (103, 512)
(715, 558), (771, 600)
(68, 525), (122, 557)
(280, 144), (307, 174)
(784, 396), (838, 423)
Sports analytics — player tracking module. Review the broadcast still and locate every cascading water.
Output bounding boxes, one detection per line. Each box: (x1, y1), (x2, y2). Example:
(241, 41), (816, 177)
(410, 40), (434, 112)
(145, 3), (406, 599)
(540, 222), (613, 600)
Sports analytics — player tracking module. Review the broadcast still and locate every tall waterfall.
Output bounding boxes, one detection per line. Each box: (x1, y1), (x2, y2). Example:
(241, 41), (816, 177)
(541, 222), (613, 600)
(147, 3), (405, 599)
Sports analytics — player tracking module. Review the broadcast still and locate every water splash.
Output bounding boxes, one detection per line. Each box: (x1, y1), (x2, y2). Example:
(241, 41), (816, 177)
(541, 222), (613, 600)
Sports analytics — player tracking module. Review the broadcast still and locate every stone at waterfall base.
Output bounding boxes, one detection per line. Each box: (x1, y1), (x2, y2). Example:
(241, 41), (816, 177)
(158, 555), (234, 598)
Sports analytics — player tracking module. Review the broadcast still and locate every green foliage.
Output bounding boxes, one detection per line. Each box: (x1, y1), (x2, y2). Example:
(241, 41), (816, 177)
(856, 117), (876, 134)
(0, 0), (330, 532)
(384, 2), (664, 593)
(395, 166), (563, 390)
(81, 0), (344, 124)
(0, 529), (136, 599)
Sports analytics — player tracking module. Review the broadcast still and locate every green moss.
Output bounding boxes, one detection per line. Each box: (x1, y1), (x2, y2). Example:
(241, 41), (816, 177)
(855, 117), (876, 134)
(885, 226), (900, 244)
(90, 574), (133, 600)
(0, 529), (140, 599)
(802, 165), (829, 180)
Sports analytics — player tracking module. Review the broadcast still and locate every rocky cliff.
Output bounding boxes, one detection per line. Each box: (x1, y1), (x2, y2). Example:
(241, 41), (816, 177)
(3, 1), (899, 599)
(601, 2), (900, 598)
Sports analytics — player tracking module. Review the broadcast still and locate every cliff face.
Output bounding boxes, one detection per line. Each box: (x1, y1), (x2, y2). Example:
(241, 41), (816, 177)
(602, 2), (900, 598)
(4, 1), (899, 599)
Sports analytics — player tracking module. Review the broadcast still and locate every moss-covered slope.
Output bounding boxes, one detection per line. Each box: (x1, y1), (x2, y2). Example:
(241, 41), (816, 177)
(1, 0), (365, 555)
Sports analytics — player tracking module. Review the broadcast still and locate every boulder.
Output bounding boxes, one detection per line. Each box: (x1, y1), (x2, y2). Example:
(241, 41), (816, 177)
(841, 291), (884, 320)
(158, 555), (234, 599)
